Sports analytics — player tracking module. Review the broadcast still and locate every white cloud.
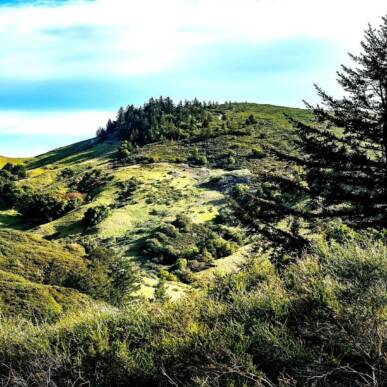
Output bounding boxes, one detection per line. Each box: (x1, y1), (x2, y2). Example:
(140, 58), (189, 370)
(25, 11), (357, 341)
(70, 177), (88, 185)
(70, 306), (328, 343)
(0, 0), (386, 80)
(0, 110), (114, 136)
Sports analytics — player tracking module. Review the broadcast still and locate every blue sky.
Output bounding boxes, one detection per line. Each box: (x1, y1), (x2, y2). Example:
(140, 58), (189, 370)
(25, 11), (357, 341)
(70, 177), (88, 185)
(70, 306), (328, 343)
(0, 0), (386, 156)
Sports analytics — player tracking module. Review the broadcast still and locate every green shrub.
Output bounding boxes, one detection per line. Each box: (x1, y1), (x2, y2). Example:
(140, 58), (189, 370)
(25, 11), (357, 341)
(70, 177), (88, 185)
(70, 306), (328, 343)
(82, 205), (110, 227)
(1, 163), (26, 179)
(117, 140), (134, 159)
(16, 190), (78, 223)
(82, 248), (140, 306)
(1, 237), (384, 386)
(189, 147), (208, 166)
(73, 169), (111, 198)
(158, 223), (178, 237)
(251, 147), (266, 159)
(172, 214), (192, 231)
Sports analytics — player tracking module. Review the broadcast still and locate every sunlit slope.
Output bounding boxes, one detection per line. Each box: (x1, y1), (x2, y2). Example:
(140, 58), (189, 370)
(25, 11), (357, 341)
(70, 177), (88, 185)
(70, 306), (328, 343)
(0, 156), (29, 168)
(0, 230), (99, 320)
(0, 103), (311, 303)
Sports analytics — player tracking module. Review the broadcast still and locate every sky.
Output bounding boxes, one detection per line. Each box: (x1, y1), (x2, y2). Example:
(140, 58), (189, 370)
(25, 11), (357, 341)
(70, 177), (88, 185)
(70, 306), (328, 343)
(0, 0), (386, 157)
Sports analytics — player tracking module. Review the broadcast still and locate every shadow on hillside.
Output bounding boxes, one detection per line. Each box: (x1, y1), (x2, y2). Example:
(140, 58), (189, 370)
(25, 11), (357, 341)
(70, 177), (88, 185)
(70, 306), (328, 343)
(0, 211), (28, 231)
(28, 139), (118, 169)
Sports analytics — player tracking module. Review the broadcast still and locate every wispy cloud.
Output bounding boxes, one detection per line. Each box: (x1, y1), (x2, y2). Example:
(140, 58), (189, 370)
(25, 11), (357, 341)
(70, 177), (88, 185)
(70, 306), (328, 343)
(0, 0), (386, 156)
(1, 0), (386, 81)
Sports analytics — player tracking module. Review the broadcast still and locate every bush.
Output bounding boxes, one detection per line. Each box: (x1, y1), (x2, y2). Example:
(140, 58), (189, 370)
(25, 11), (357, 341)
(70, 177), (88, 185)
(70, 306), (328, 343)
(117, 140), (135, 159)
(1, 236), (385, 386)
(206, 234), (235, 258)
(16, 191), (78, 223)
(158, 223), (178, 238)
(251, 147), (266, 159)
(74, 169), (110, 198)
(81, 248), (140, 306)
(172, 214), (192, 231)
(116, 177), (139, 206)
(1, 163), (27, 179)
(82, 205), (110, 227)
(245, 113), (257, 125)
(189, 147), (208, 166)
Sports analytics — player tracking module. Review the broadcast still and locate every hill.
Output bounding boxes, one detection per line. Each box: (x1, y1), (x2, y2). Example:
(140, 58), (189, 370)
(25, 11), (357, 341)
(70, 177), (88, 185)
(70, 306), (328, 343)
(0, 100), (385, 386)
(0, 102), (309, 305)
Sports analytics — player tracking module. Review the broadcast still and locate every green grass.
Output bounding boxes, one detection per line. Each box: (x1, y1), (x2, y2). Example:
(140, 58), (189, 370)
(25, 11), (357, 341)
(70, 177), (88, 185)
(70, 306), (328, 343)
(0, 229), (87, 284)
(0, 270), (97, 321)
(0, 156), (29, 168)
(0, 230), (101, 320)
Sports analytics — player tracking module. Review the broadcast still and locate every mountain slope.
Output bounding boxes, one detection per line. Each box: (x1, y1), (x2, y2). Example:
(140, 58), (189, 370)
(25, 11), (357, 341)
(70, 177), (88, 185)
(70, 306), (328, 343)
(0, 102), (311, 316)
(0, 229), (101, 320)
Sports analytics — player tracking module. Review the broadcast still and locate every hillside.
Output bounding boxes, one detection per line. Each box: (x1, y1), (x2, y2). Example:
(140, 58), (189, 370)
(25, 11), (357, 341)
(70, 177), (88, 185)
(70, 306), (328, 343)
(0, 156), (28, 168)
(0, 100), (384, 386)
(0, 102), (307, 314)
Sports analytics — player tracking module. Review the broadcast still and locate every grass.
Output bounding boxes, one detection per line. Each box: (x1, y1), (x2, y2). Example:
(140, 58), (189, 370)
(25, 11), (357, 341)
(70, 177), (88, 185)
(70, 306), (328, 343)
(33, 163), (229, 242)
(0, 270), (96, 321)
(0, 229), (87, 284)
(0, 156), (29, 168)
(0, 209), (25, 230)
(0, 229), (100, 320)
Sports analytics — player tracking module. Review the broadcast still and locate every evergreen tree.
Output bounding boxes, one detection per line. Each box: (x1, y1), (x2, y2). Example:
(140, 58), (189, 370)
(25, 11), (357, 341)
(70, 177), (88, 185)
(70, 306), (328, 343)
(236, 16), (387, 245)
(287, 16), (387, 228)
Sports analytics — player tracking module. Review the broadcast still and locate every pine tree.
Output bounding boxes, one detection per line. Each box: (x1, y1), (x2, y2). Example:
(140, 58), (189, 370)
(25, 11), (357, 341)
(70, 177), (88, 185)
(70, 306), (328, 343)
(240, 16), (387, 235)
(285, 16), (387, 228)
(231, 16), (387, 259)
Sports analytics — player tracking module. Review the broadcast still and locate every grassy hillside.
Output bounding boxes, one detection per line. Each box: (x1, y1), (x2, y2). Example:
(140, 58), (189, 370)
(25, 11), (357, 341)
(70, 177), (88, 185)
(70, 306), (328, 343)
(0, 156), (28, 168)
(0, 229), (100, 321)
(0, 101), (385, 386)
(0, 103), (309, 305)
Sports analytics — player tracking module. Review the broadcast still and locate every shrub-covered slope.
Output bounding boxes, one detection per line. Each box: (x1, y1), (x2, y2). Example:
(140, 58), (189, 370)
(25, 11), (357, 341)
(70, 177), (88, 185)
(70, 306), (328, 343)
(0, 102), (309, 309)
(0, 230), (100, 320)
(0, 236), (385, 386)
(0, 101), (385, 386)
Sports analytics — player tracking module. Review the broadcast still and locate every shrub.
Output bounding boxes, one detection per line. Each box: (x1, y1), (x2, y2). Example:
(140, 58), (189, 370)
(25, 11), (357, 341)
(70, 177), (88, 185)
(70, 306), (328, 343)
(117, 140), (135, 159)
(16, 191), (77, 223)
(1, 237), (384, 386)
(1, 163), (27, 179)
(159, 269), (177, 282)
(189, 147), (208, 166)
(245, 113), (257, 125)
(82, 248), (140, 306)
(206, 235), (235, 258)
(172, 214), (192, 231)
(82, 205), (110, 227)
(176, 258), (188, 271)
(74, 169), (110, 198)
(158, 223), (178, 237)
(251, 147), (266, 159)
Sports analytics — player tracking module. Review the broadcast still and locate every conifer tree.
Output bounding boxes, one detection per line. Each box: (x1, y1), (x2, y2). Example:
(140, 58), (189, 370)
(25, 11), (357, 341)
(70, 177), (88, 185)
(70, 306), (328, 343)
(285, 16), (387, 228)
(236, 16), (387, 241)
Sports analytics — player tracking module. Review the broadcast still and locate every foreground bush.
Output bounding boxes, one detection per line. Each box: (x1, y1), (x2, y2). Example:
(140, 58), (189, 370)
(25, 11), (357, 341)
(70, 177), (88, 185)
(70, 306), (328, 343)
(0, 237), (385, 386)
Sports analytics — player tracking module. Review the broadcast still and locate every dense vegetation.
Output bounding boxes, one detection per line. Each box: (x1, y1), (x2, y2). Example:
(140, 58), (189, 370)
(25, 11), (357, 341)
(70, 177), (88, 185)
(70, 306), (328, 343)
(0, 16), (386, 387)
(1, 235), (385, 386)
(97, 97), (219, 147)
